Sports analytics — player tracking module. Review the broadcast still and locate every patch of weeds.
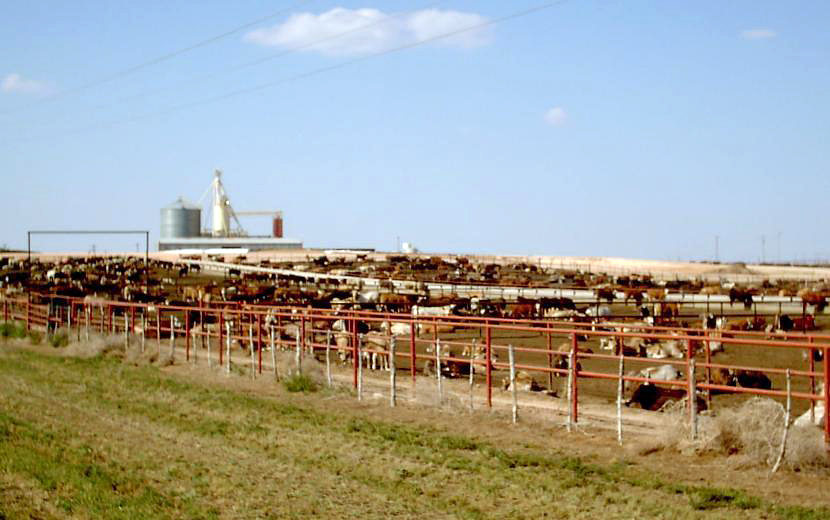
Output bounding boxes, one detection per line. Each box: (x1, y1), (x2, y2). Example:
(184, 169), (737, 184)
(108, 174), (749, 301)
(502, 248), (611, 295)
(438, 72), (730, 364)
(444, 456), (476, 471)
(49, 330), (70, 348)
(774, 505), (830, 520)
(0, 321), (27, 339)
(689, 487), (760, 511)
(27, 330), (43, 345)
(395, 468), (412, 480)
(283, 373), (318, 393)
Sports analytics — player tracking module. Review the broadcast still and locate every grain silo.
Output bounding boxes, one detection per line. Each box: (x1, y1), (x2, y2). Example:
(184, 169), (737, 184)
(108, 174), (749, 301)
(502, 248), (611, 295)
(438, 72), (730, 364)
(157, 171), (303, 252)
(160, 197), (201, 240)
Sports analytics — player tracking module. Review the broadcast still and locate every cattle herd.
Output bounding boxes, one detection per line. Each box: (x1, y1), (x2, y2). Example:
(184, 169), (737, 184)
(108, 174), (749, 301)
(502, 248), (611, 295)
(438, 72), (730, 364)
(1, 253), (829, 421)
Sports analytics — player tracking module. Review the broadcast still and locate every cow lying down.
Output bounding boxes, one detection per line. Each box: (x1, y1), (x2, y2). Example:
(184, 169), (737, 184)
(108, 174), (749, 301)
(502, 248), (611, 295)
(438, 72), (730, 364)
(624, 364), (707, 412)
(625, 384), (708, 412)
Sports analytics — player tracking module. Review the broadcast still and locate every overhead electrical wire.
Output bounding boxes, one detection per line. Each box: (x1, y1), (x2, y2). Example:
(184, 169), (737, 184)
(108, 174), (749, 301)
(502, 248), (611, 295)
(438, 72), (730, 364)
(0, 0), (317, 116)
(78, 0), (448, 115)
(4, 1), (568, 144)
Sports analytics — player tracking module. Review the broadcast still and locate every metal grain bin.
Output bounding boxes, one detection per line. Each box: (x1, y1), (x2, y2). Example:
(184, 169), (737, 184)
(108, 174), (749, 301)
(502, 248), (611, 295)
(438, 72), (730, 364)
(160, 197), (201, 239)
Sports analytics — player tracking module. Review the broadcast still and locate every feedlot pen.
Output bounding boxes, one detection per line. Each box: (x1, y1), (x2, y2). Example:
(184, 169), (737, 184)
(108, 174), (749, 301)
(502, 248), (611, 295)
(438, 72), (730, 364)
(4, 293), (829, 450)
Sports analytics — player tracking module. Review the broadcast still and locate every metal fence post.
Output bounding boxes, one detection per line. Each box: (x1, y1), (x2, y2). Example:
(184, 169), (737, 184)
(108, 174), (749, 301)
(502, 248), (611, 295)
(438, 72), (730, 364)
(546, 323), (554, 390)
(357, 334), (363, 401)
(824, 348), (830, 451)
(809, 336), (816, 423)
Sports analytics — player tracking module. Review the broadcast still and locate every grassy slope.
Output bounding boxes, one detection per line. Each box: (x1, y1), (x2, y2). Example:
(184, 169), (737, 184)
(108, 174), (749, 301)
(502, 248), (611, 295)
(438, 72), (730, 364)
(0, 347), (827, 519)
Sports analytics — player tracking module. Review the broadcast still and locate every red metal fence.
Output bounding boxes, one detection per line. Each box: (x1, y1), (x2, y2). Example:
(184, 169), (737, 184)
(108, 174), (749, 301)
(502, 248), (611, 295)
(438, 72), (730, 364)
(2, 293), (828, 449)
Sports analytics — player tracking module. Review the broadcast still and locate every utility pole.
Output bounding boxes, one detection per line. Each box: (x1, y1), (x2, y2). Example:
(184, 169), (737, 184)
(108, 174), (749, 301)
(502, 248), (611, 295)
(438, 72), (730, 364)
(714, 235), (719, 263)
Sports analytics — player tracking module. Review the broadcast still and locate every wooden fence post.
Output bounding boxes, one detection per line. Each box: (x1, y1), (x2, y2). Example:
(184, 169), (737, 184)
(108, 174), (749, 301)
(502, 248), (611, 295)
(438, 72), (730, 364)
(546, 324), (554, 390)
(185, 311), (191, 362)
(617, 353), (624, 445)
(469, 339), (476, 413)
(352, 318), (358, 389)
(509, 344), (517, 424)
(272, 327), (278, 380)
(568, 333), (579, 429)
(410, 318), (417, 399)
(218, 313), (224, 366)
(156, 312), (161, 356)
(225, 321), (231, 375)
(772, 369), (792, 473)
(249, 325), (255, 380)
(689, 358), (697, 440)
(257, 313), (262, 375)
(485, 321), (492, 408)
(169, 316), (175, 361)
(295, 333), (301, 376)
(389, 336), (396, 407)
(436, 338), (443, 405)
(325, 331), (331, 387)
(206, 318), (212, 369)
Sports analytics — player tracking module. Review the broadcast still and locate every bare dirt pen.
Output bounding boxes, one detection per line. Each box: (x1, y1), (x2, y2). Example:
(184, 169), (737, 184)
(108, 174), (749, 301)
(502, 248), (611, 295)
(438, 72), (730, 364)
(1, 339), (829, 519)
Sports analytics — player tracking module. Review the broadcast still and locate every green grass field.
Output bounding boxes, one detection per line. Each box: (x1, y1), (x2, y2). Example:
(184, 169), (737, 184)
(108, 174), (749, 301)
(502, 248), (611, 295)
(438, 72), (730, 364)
(0, 344), (827, 519)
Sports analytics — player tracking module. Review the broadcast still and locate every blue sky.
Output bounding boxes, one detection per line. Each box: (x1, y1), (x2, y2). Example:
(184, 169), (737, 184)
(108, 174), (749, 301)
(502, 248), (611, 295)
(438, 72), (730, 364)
(2, 1), (828, 262)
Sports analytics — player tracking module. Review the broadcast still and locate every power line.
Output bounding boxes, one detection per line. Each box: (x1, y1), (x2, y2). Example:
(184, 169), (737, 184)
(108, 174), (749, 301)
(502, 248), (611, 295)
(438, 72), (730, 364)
(0, 0), (317, 116)
(77, 0), (448, 117)
(5, 1), (567, 144)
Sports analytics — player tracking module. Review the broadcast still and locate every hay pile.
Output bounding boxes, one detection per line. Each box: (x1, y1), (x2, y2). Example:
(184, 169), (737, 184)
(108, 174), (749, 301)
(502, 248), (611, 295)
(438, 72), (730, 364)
(658, 398), (828, 471)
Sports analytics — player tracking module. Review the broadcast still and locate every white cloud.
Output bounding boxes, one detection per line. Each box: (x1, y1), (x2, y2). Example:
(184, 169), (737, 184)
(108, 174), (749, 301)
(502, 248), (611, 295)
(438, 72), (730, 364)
(544, 107), (567, 126)
(740, 29), (777, 40)
(406, 9), (490, 48)
(1, 73), (49, 94)
(244, 7), (490, 56)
